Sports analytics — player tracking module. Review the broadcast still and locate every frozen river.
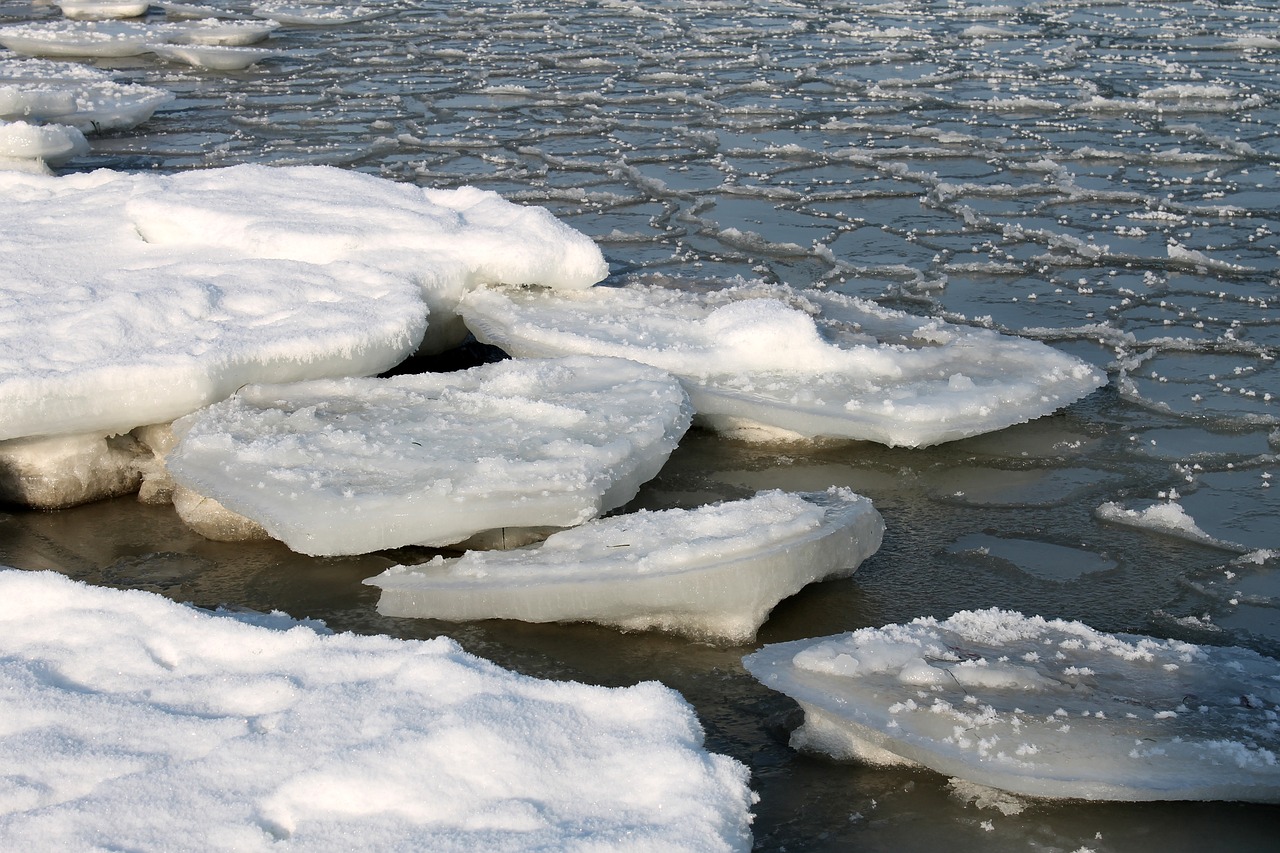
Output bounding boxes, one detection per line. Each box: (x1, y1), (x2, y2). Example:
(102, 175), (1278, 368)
(3, 0), (1280, 849)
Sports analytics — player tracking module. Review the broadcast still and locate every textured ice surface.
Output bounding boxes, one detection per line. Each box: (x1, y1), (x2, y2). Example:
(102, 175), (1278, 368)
(0, 164), (606, 446)
(744, 609), (1280, 802)
(144, 42), (280, 71)
(0, 569), (754, 851)
(369, 487), (884, 642)
(0, 432), (144, 509)
(0, 57), (172, 133)
(166, 356), (692, 556)
(459, 281), (1105, 447)
(0, 19), (278, 56)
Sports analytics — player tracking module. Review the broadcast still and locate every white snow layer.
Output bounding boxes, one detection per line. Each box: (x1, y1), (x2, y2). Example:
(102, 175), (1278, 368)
(165, 356), (692, 556)
(0, 164), (608, 443)
(0, 568), (755, 851)
(743, 609), (1280, 802)
(457, 281), (1106, 447)
(368, 487), (885, 643)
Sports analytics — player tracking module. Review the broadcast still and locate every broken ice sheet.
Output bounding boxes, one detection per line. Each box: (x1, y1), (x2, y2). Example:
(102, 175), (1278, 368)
(458, 279), (1105, 447)
(743, 609), (1280, 802)
(368, 488), (885, 643)
(946, 534), (1118, 583)
(165, 356), (692, 556)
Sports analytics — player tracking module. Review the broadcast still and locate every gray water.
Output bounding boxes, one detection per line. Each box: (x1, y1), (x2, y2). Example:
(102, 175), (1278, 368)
(3, 0), (1280, 849)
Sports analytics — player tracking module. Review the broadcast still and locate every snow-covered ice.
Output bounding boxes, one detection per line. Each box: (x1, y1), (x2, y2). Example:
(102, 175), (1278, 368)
(743, 609), (1280, 802)
(0, 56), (173, 133)
(0, 19), (279, 57)
(458, 280), (1106, 447)
(55, 0), (152, 21)
(0, 568), (755, 851)
(144, 42), (281, 71)
(252, 2), (383, 25)
(368, 487), (885, 643)
(0, 164), (606, 445)
(165, 356), (692, 556)
(0, 119), (88, 167)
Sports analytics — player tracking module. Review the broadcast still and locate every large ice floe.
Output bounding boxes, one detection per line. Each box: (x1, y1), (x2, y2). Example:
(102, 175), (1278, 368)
(458, 280), (1106, 446)
(165, 356), (692, 556)
(0, 19), (280, 57)
(743, 609), (1280, 802)
(0, 569), (755, 850)
(0, 164), (607, 508)
(368, 487), (885, 643)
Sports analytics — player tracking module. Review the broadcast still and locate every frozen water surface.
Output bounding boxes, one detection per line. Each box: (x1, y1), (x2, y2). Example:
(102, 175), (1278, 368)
(2, 0), (1280, 848)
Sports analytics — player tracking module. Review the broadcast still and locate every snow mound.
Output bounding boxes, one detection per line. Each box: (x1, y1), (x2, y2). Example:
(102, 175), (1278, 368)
(458, 281), (1106, 447)
(165, 356), (692, 556)
(743, 609), (1280, 802)
(0, 568), (754, 851)
(368, 487), (885, 643)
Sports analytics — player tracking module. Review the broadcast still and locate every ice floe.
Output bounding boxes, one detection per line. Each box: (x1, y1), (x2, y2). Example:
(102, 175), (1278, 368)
(0, 56), (174, 132)
(458, 280), (1107, 446)
(0, 18), (278, 57)
(165, 356), (692, 555)
(0, 119), (88, 168)
(0, 568), (754, 851)
(368, 487), (884, 643)
(1, 164), (605, 444)
(743, 609), (1280, 802)
(251, 2), (385, 25)
(55, 0), (152, 20)
(144, 42), (281, 70)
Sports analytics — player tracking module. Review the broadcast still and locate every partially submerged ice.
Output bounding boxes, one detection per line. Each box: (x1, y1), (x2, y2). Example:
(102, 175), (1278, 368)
(368, 487), (885, 643)
(165, 356), (692, 556)
(0, 57), (173, 133)
(0, 165), (608, 507)
(743, 609), (1280, 802)
(0, 569), (754, 851)
(458, 280), (1106, 447)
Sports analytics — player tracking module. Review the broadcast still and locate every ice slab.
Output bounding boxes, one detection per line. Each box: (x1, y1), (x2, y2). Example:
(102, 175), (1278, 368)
(743, 609), (1280, 802)
(458, 280), (1106, 447)
(165, 356), (692, 556)
(0, 569), (754, 851)
(0, 21), (158, 57)
(0, 119), (88, 166)
(0, 57), (174, 132)
(368, 487), (885, 643)
(0, 432), (144, 509)
(144, 42), (280, 70)
(55, 0), (152, 20)
(2, 164), (606, 446)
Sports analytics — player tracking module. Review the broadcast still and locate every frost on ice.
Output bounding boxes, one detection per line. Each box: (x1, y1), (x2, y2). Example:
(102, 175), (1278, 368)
(458, 280), (1106, 447)
(0, 569), (755, 851)
(368, 487), (884, 643)
(165, 356), (692, 556)
(0, 165), (609, 507)
(743, 609), (1280, 803)
(0, 56), (174, 133)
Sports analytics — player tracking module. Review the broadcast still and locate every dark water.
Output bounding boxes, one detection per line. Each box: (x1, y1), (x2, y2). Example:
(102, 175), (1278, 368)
(3, 0), (1280, 849)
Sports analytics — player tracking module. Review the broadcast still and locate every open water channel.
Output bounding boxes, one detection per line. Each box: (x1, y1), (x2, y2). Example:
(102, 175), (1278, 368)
(3, 0), (1280, 849)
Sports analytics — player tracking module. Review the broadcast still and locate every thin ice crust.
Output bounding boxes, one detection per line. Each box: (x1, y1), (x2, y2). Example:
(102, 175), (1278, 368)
(368, 488), (885, 643)
(743, 609), (1280, 802)
(458, 281), (1106, 447)
(166, 356), (692, 556)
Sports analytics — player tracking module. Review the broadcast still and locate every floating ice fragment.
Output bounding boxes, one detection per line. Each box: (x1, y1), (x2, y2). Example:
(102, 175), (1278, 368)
(0, 119), (88, 166)
(0, 569), (754, 850)
(251, 2), (383, 25)
(1095, 500), (1244, 552)
(144, 42), (281, 70)
(743, 609), (1280, 802)
(166, 356), (692, 556)
(0, 20), (158, 57)
(368, 487), (884, 643)
(0, 57), (174, 132)
(55, 0), (152, 20)
(458, 280), (1106, 447)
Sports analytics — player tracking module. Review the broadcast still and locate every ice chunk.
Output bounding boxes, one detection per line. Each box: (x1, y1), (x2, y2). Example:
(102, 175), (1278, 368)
(251, 2), (384, 25)
(0, 569), (754, 850)
(55, 0), (152, 21)
(458, 280), (1106, 447)
(0, 21), (158, 57)
(743, 609), (1280, 802)
(0, 57), (174, 132)
(368, 487), (885, 643)
(0, 119), (88, 166)
(144, 42), (281, 70)
(165, 356), (692, 556)
(2, 164), (606, 448)
(123, 164), (609, 352)
(0, 432), (144, 509)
